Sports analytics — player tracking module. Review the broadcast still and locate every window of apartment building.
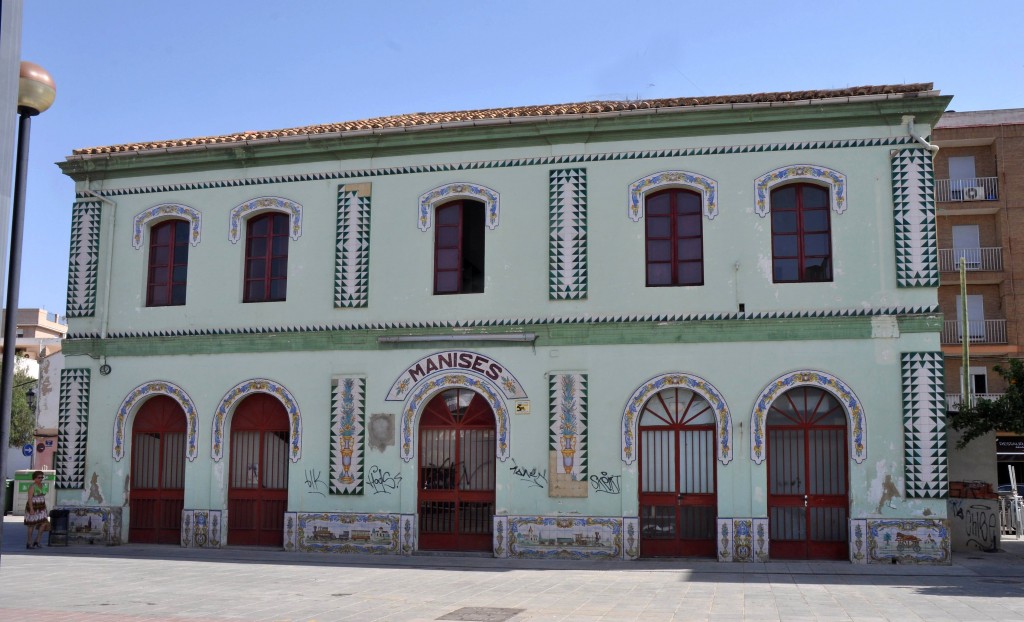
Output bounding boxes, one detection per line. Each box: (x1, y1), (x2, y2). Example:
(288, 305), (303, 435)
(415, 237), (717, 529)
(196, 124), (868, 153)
(645, 188), (704, 286)
(434, 200), (485, 295)
(969, 367), (988, 395)
(952, 225), (981, 270)
(243, 212), (289, 303)
(770, 183), (832, 283)
(147, 219), (189, 307)
(955, 294), (986, 341)
(948, 156), (976, 186)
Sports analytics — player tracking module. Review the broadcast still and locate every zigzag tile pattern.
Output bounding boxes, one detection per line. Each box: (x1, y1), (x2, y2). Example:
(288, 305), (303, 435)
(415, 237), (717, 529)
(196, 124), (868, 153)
(66, 201), (102, 318)
(335, 187), (371, 308)
(892, 150), (938, 287)
(549, 169), (588, 299)
(901, 352), (947, 498)
(56, 369), (91, 489)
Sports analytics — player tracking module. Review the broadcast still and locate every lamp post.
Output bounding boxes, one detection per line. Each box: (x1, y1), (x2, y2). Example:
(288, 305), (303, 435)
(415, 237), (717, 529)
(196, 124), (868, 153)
(0, 61), (55, 561)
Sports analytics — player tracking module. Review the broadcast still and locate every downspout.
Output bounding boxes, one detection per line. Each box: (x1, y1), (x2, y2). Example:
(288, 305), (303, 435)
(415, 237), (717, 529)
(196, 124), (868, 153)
(904, 115), (939, 155)
(80, 187), (116, 341)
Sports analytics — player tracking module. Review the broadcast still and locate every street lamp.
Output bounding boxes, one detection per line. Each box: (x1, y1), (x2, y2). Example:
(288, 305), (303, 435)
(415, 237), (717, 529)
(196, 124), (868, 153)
(0, 62), (55, 560)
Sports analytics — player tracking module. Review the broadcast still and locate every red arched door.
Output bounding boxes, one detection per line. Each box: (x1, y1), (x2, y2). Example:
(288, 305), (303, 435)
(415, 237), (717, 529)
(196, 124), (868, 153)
(228, 394), (289, 547)
(767, 386), (849, 560)
(638, 387), (717, 557)
(418, 389), (496, 551)
(130, 396), (186, 544)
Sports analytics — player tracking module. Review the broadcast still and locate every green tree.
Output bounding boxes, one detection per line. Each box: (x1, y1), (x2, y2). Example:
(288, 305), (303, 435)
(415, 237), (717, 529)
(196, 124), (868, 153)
(8, 367), (37, 447)
(949, 358), (1024, 448)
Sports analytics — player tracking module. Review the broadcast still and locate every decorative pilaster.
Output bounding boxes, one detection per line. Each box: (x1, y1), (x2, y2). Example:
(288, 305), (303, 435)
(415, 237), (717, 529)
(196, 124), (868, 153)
(66, 200), (102, 318)
(891, 150), (938, 287)
(901, 352), (947, 498)
(330, 376), (365, 494)
(334, 184), (371, 308)
(549, 169), (587, 299)
(548, 373), (588, 482)
(56, 369), (91, 489)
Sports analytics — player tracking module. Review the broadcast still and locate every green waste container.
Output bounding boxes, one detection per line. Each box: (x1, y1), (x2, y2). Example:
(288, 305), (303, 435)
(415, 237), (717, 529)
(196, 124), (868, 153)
(3, 480), (12, 515)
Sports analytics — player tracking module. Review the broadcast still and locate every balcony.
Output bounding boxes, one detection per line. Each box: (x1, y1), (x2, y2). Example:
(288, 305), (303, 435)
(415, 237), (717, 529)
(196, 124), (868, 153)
(941, 319), (1008, 344)
(947, 393), (1004, 411)
(938, 247), (1003, 272)
(936, 177), (999, 203)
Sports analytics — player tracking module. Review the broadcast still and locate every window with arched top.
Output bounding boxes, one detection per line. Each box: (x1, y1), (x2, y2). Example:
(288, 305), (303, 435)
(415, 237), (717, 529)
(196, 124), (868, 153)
(434, 200), (485, 295)
(770, 183), (832, 283)
(645, 188), (704, 287)
(147, 219), (189, 307)
(243, 212), (289, 302)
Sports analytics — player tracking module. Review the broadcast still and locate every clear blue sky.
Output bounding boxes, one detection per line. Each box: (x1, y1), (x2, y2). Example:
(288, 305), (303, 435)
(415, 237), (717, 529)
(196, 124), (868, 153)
(16, 0), (1024, 316)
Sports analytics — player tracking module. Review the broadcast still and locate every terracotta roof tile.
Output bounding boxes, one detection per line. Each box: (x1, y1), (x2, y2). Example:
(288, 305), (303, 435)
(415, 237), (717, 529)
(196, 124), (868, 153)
(71, 83), (934, 156)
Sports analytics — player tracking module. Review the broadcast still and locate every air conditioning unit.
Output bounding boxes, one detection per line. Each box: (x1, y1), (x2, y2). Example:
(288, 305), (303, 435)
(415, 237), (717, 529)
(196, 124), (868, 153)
(963, 186), (985, 201)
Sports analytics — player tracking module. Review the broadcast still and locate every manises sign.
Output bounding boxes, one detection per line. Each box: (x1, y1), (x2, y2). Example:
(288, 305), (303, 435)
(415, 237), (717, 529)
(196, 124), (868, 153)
(386, 350), (527, 401)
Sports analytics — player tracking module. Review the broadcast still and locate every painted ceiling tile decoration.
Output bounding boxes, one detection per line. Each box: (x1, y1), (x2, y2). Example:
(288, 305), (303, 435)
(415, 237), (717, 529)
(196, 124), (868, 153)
(212, 378), (302, 463)
(330, 376), (366, 495)
(56, 368), (90, 489)
(417, 182), (499, 232)
(621, 373), (732, 466)
(227, 196), (303, 243)
(335, 183), (372, 308)
(113, 381), (199, 462)
(66, 200), (102, 318)
(901, 352), (947, 498)
(754, 165), (847, 218)
(627, 170), (719, 222)
(549, 169), (588, 300)
(131, 203), (202, 250)
(891, 150), (938, 287)
(549, 373), (588, 481)
(749, 370), (867, 465)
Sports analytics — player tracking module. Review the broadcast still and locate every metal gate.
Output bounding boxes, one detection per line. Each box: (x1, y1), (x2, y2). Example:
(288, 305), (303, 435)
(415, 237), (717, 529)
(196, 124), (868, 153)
(418, 389), (496, 551)
(639, 387), (717, 557)
(767, 386), (849, 560)
(228, 394), (289, 547)
(129, 396), (186, 544)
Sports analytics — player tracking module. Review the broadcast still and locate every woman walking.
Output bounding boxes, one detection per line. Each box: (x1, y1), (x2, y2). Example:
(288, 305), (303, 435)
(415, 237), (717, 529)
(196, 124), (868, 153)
(24, 470), (50, 548)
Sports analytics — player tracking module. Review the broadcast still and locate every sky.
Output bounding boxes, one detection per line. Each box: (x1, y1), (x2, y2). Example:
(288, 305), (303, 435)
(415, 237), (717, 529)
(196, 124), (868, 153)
(14, 0), (1024, 316)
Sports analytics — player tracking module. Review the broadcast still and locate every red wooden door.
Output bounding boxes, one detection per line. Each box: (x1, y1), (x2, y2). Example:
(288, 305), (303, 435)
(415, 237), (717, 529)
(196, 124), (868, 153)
(228, 394), (289, 547)
(639, 388), (717, 557)
(767, 386), (849, 560)
(418, 389), (496, 551)
(130, 396), (186, 544)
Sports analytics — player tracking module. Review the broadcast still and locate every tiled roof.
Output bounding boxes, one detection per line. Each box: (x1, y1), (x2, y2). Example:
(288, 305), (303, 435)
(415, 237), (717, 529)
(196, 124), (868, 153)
(72, 83), (935, 156)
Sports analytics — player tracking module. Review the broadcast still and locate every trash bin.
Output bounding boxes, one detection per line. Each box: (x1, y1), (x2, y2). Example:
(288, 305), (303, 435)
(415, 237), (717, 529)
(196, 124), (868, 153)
(49, 509), (69, 547)
(3, 480), (11, 515)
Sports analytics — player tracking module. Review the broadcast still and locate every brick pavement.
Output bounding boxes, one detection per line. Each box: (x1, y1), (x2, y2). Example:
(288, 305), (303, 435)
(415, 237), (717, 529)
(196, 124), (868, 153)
(3, 516), (1024, 621)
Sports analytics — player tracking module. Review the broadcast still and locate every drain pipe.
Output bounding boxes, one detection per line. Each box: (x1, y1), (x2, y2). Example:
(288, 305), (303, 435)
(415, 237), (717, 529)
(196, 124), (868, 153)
(81, 187), (117, 340)
(904, 115), (939, 155)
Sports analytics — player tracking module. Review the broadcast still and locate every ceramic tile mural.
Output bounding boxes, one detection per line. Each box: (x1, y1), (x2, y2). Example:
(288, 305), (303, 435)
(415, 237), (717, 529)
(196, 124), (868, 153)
(548, 373), (587, 481)
(62, 506), (121, 545)
(891, 149), (938, 287)
(212, 378), (301, 462)
(549, 169), (588, 300)
(507, 516), (621, 559)
(417, 182), (500, 231)
(113, 381), (198, 462)
(627, 170), (719, 222)
(400, 513), (416, 555)
(330, 376), (365, 494)
(754, 164), (847, 218)
(131, 203), (201, 250)
(493, 516), (509, 558)
(901, 352), (947, 498)
(752, 518), (769, 562)
(334, 184), (371, 308)
(717, 518), (733, 561)
(622, 517), (639, 560)
(227, 196), (302, 243)
(181, 510), (223, 548)
(867, 519), (950, 564)
(850, 518), (867, 563)
(284, 512), (297, 551)
(295, 513), (400, 554)
(57, 369), (90, 489)
(66, 200), (102, 318)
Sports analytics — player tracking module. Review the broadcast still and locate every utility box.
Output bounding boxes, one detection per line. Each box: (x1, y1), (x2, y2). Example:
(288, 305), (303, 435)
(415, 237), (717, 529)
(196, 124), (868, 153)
(11, 470), (55, 516)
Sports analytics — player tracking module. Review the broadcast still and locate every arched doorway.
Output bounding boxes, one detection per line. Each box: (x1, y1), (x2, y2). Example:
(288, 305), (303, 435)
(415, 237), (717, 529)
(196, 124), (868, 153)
(418, 389), (496, 551)
(228, 394), (289, 547)
(638, 387), (717, 557)
(767, 386), (849, 560)
(129, 396), (186, 544)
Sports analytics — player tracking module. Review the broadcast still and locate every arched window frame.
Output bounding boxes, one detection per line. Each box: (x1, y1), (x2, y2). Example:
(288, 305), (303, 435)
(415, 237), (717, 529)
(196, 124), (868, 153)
(627, 170), (719, 222)
(211, 378), (302, 463)
(417, 183), (499, 232)
(132, 203), (202, 250)
(753, 164), (846, 218)
(113, 381), (199, 463)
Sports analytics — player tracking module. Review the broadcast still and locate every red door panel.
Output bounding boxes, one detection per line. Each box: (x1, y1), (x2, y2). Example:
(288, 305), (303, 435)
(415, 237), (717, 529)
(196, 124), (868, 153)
(130, 396), (186, 544)
(228, 394), (289, 547)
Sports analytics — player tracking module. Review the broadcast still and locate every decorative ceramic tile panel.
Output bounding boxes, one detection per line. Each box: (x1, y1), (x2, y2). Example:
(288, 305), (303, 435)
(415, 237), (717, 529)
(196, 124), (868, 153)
(227, 196), (302, 243)
(892, 149), (938, 287)
(417, 182), (499, 231)
(622, 517), (639, 560)
(330, 376), (365, 495)
(549, 169), (588, 300)
(733, 519), (754, 562)
(113, 381), (198, 462)
(867, 519), (950, 564)
(753, 518), (769, 562)
(181, 509), (223, 548)
(621, 373), (732, 466)
(717, 518), (733, 561)
(295, 513), (400, 554)
(212, 378), (301, 462)
(334, 184), (372, 308)
(61, 506), (122, 545)
(901, 352), (947, 498)
(754, 164), (847, 218)
(131, 203), (201, 250)
(494, 516), (509, 558)
(386, 350), (527, 401)
(549, 373), (588, 481)
(66, 200), (102, 318)
(284, 512), (297, 551)
(507, 516), (621, 559)
(56, 368), (90, 489)
(850, 518), (867, 563)
(750, 370), (866, 465)
(400, 513), (416, 555)
(627, 170), (719, 221)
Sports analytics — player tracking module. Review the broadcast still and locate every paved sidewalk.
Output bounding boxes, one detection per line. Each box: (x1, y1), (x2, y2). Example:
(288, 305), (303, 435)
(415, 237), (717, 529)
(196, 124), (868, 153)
(3, 516), (1024, 621)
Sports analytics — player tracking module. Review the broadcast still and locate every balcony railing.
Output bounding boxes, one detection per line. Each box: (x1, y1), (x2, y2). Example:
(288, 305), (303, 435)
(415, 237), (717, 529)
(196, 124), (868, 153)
(936, 177), (999, 203)
(941, 319), (1008, 344)
(938, 247), (1003, 272)
(947, 393), (1004, 411)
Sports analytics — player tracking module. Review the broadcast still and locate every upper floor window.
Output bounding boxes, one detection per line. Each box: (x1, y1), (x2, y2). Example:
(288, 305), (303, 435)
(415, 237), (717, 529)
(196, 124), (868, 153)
(434, 200), (485, 295)
(147, 219), (189, 307)
(244, 212), (289, 302)
(771, 183), (832, 283)
(645, 188), (703, 287)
